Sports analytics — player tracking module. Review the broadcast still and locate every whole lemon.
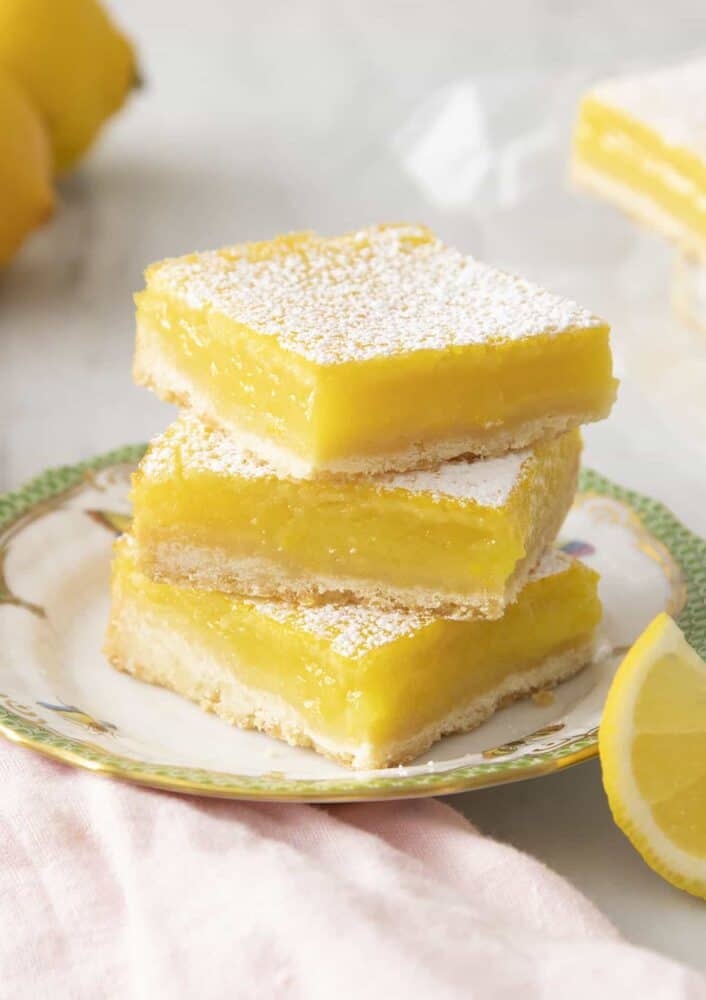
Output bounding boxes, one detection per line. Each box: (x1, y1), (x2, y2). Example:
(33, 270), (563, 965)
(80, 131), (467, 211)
(0, 70), (54, 265)
(0, 0), (137, 172)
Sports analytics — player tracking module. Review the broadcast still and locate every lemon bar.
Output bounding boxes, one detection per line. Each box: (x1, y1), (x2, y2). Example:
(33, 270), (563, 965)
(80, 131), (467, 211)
(573, 59), (706, 257)
(133, 224), (616, 478)
(131, 415), (581, 619)
(105, 538), (601, 769)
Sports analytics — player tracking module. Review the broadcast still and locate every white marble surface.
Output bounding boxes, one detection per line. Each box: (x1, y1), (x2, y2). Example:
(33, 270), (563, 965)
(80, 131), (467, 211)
(1, 0), (705, 976)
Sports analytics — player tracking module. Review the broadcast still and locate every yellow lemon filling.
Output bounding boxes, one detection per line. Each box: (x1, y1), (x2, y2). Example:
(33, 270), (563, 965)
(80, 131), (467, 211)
(134, 224), (616, 477)
(600, 614), (706, 899)
(106, 539), (601, 769)
(131, 416), (581, 619)
(573, 61), (706, 254)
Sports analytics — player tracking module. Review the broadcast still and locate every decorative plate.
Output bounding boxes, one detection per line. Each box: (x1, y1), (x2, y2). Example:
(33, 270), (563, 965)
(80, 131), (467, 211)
(0, 448), (703, 802)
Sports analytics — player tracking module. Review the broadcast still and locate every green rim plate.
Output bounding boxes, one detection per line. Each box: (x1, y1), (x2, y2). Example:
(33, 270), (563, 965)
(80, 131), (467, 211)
(0, 447), (703, 802)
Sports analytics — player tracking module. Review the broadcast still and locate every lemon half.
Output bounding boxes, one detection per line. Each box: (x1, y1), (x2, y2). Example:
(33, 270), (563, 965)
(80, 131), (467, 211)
(600, 613), (706, 899)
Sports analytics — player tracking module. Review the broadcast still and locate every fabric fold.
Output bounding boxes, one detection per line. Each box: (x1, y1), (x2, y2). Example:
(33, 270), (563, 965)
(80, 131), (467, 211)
(1, 745), (704, 999)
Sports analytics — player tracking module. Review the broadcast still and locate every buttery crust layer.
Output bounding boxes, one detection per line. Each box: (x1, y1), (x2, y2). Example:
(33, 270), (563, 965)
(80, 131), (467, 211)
(571, 159), (706, 258)
(134, 432), (578, 619)
(135, 482), (565, 620)
(134, 319), (606, 481)
(104, 595), (595, 770)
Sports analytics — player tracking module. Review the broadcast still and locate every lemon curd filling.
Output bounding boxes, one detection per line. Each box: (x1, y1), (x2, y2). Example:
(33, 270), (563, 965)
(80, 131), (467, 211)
(573, 60), (706, 255)
(133, 224), (616, 478)
(131, 416), (581, 619)
(106, 539), (601, 769)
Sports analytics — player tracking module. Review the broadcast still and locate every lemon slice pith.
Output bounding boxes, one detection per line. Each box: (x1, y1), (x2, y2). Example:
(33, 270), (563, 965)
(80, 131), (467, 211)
(599, 612), (706, 900)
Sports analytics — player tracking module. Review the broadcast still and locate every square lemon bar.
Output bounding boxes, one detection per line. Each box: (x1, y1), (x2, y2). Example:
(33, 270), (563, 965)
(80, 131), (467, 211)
(131, 415), (581, 619)
(573, 59), (706, 257)
(133, 224), (616, 478)
(105, 538), (601, 769)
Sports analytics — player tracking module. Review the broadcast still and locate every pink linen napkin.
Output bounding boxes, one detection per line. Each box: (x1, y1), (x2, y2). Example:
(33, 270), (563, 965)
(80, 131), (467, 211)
(1, 744), (704, 999)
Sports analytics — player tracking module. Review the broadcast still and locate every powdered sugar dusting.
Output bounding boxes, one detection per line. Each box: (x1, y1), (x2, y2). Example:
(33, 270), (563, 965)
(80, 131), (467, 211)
(384, 448), (529, 504)
(141, 414), (534, 507)
(251, 548), (574, 658)
(146, 224), (604, 365)
(139, 414), (273, 483)
(252, 600), (428, 659)
(590, 58), (706, 160)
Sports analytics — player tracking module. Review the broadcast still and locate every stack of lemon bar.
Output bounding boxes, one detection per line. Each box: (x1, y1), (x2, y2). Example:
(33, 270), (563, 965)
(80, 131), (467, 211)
(105, 224), (617, 769)
(572, 57), (706, 331)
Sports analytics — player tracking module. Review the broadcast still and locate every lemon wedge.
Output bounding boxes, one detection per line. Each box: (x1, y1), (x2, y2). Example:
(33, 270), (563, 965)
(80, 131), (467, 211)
(600, 612), (706, 899)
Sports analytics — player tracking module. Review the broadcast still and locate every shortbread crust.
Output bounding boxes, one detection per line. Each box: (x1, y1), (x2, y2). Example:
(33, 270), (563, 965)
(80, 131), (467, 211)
(108, 601), (593, 769)
(105, 541), (601, 769)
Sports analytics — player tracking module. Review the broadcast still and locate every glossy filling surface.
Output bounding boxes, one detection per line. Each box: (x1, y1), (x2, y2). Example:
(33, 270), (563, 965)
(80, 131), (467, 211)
(109, 539), (601, 757)
(134, 224), (616, 473)
(131, 418), (582, 615)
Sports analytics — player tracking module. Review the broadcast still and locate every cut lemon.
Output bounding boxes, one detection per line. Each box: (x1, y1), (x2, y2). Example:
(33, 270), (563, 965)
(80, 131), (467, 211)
(599, 613), (706, 899)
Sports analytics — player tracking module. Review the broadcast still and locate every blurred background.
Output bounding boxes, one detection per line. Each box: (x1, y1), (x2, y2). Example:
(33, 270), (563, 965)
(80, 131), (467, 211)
(1, 0), (705, 517)
(1, 0), (705, 965)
